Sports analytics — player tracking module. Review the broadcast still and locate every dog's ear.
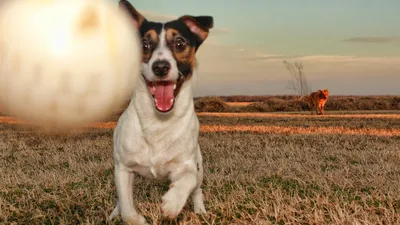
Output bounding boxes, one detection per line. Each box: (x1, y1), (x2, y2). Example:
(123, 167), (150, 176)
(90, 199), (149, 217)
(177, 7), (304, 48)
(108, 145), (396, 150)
(119, 0), (146, 29)
(180, 15), (214, 42)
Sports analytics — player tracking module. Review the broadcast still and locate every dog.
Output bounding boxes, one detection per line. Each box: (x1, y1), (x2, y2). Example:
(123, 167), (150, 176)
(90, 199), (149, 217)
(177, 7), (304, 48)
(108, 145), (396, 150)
(307, 89), (329, 115)
(109, 1), (213, 224)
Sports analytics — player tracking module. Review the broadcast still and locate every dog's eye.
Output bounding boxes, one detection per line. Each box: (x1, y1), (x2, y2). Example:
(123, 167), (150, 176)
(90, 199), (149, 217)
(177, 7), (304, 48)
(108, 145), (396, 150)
(174, 37), (186, 50)
(142, 39), (152, 51)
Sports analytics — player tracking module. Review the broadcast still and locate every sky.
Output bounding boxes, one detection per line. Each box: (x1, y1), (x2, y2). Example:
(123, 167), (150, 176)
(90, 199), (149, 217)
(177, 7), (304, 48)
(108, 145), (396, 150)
(123, 0), (400, 96)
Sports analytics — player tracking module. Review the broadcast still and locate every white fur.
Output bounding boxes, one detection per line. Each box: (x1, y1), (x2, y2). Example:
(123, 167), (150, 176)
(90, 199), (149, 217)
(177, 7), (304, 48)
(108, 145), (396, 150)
(109, 27), (206, 224)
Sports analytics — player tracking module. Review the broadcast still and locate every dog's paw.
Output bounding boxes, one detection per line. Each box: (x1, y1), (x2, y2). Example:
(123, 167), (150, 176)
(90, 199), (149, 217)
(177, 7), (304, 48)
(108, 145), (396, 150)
(120, 213), (149, 225)
(192, 190), (206, 214)
(109, 204), (119, 221)
(194, 201), (206, 214)
(161, 188), (187, 219)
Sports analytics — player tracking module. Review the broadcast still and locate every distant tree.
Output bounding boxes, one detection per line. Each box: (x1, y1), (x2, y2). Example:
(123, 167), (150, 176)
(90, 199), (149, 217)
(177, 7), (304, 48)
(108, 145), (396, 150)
(283, 60), (311, 97)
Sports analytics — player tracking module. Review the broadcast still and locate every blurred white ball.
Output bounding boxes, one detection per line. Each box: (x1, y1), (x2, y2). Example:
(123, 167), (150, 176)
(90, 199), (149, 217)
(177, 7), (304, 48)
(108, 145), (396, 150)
(0, 0), (141, 128)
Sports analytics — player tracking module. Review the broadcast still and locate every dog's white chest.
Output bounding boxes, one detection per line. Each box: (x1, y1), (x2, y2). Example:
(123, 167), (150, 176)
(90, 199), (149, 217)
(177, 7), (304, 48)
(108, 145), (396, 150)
(119, 132), (197, 180)
(136, 153), (172, 180)
(133, 164), (169, 180)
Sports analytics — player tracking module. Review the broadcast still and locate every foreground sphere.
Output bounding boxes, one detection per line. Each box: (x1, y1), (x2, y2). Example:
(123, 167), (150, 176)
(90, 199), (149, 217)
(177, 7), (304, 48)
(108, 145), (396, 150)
(0, 0), (141, 128)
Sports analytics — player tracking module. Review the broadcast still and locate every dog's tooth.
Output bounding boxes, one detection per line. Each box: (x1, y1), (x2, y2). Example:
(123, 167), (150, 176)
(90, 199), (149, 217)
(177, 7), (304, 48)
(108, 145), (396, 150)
(173, 84), (176, 89)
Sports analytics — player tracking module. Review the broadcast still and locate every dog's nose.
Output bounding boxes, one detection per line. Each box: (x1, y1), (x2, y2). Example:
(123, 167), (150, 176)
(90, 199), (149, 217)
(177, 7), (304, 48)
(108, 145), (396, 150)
(152, 60), (171, 77)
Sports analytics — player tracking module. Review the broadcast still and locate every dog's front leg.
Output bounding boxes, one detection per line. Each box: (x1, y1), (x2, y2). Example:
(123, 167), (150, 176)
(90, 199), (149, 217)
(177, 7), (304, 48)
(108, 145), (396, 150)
(320, 104), (325, 115)
(110, 166), (148, 225)
(191, 146), (206, 214)
(161, 169), (197, 219)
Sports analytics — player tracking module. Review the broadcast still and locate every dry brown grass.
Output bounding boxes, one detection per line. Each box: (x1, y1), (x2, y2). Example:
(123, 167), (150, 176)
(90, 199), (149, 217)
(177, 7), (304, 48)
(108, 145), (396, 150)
(197, 112), (400, 119)
(0, 113), (399, 224)
(226, 102), (252, 107)
(1, 115), (399, 136)
(200, 125), (400, 137)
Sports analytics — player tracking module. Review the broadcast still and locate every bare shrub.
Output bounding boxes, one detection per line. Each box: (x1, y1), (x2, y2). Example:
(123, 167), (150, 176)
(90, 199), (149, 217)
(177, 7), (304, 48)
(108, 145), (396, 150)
(194, 96), (228, 112)
(283, 61), (311, 97)
(195, 96), (400, 113)
(242, 102), (272, 112)
(263, 98), (292, 111)
(287, 99), (310, 111)
(392, 97), (400, 110)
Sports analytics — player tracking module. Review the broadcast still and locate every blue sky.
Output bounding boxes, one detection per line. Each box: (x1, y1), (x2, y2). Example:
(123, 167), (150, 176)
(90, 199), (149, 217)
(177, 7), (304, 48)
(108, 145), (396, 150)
(123, 0), (400, 96)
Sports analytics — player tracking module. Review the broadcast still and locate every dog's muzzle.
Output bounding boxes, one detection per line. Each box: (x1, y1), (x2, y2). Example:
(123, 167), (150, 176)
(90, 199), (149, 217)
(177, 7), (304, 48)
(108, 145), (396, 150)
(143, 73), (186, 113)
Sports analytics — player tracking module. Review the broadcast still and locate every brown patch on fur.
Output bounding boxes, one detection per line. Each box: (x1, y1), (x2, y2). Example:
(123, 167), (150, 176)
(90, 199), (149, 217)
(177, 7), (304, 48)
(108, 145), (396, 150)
(142, 30), (159, 63)
(119, 0), (145, 29)
(308, 89), (329, 115)
(134, 16), (145, 29)
(77, 5), (99, 35)
(166, 28), (196, 80)
(180, 16), (210, 41)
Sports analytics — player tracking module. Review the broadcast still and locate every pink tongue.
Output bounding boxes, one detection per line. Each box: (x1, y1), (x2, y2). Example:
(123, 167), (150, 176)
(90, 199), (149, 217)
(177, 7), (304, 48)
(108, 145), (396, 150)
(154, 81), (175, 112)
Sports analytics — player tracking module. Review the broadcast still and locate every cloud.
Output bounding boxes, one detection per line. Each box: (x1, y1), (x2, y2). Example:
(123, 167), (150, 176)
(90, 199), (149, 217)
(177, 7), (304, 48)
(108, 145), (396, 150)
(139, 10), (177, 21)
(247, 53), (304, 62)
(343, 36), (400, 44)
(251, 53), (400, 65)
(211, 27), (230, 34)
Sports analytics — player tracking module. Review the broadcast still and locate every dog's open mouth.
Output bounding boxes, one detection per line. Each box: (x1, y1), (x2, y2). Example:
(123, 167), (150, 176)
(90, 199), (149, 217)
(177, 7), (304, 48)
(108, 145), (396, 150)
(144, 75), (185, 113)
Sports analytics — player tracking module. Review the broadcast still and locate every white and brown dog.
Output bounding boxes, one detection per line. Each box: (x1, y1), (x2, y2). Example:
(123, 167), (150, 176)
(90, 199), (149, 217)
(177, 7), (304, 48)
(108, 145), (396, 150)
(109, 1), (213, 224)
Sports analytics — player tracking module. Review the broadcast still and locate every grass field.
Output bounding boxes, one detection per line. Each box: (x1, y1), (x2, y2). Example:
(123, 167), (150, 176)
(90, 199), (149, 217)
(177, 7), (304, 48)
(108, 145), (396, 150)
(225, 102), (252, 107)
(0, 112), (399, 224)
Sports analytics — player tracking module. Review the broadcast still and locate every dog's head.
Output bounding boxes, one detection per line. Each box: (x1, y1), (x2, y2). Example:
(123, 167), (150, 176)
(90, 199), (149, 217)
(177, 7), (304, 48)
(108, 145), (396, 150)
(318, 89), (329, 99)
(119, 0), (213, 113)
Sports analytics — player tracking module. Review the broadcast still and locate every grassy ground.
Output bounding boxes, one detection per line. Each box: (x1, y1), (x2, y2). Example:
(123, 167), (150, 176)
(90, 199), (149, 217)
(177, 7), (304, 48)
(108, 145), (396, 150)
(198, 113), (400, 129)
(0, 112), (399, 224)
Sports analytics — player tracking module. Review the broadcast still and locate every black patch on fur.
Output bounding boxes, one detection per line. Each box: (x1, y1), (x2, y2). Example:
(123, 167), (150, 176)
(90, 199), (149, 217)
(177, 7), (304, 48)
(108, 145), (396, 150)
(164, 20), (203, 51)
(190, 16), (214, 30)
(177, 63), (193, 79)
(119, 0), (144, 25)
(139, 22), (163, 38)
